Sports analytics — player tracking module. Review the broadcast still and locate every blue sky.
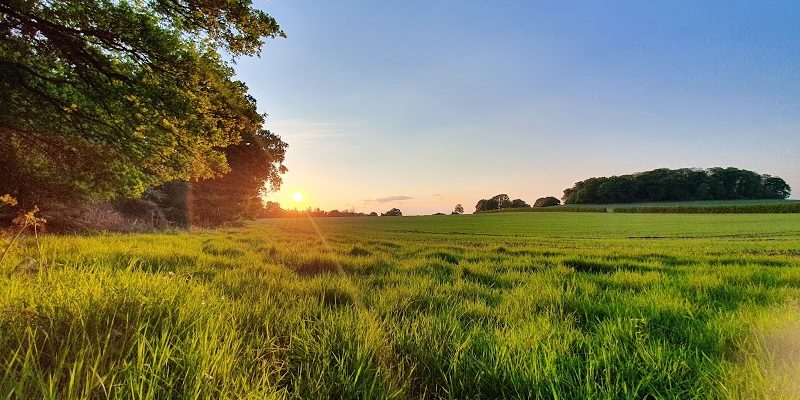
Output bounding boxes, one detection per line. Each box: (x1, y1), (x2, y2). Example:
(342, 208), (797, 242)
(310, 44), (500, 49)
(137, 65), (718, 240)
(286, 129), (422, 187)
(235, 1), (800, 214)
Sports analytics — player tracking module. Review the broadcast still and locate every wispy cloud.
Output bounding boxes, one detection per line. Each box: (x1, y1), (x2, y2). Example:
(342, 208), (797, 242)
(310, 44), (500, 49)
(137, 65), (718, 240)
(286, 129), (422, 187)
(266, 118), (352, 145)
(365, 195), (414, 204)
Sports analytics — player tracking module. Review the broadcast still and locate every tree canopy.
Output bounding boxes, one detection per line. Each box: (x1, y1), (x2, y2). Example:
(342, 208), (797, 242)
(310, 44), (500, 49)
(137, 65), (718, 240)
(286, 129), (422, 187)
(186, 130), (287, 226)
(562, 168), (791, 204)
(0, 0), (285, 206)
(533, 197), (560, 207)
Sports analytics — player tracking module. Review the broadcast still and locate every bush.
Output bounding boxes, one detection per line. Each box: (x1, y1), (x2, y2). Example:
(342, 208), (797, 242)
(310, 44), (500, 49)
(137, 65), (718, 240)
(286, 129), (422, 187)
(40, 202), (168, 233)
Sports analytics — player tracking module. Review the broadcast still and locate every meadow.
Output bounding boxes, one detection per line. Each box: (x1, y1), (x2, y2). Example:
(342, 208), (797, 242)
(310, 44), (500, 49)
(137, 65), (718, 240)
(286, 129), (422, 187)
(2, 213), (800, 399)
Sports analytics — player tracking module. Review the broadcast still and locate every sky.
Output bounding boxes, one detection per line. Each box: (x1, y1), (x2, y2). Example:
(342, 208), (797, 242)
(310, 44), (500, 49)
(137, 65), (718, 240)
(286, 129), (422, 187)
(234, 0), (800, 215)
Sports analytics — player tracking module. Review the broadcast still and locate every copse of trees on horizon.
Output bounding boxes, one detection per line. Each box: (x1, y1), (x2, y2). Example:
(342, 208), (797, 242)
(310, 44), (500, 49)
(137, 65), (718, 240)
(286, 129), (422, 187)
(562, 167), (791, 205)
(474, 194), (564, 213)
(474, 194), (530, 213)
(475, 194), (550, 212)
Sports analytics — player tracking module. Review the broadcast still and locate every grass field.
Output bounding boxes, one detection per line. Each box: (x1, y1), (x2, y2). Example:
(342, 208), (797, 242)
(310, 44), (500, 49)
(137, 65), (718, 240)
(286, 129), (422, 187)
(2, 213), (800, 399)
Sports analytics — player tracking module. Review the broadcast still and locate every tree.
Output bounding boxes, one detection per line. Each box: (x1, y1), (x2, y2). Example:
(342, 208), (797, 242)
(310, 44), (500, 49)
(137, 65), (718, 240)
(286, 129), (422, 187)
(0, 0), (284, 207)
(453, 204), (464, 214)
(510, 199), (530, 208)
(382, 208), (402, 216)
(263, 201), (283, 218)
(533, 197), (560, 207)
(187, 130), (287, 225)
(474, 198), (497, 212)
(490, 194), (512, 209)
(762, 176), (791, 199)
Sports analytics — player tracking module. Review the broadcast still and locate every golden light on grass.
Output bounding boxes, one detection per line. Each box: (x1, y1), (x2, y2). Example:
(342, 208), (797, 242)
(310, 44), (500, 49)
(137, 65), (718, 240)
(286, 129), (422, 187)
(293, 192), (304, 202)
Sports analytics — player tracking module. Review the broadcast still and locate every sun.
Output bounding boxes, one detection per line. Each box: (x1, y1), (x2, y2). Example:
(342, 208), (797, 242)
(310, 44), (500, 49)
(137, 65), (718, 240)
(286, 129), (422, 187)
(292, 192), (304, 202)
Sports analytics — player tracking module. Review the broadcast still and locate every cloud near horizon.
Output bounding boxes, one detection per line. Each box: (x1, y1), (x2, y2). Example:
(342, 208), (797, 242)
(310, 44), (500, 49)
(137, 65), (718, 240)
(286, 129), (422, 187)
(365, 195), (414, 204)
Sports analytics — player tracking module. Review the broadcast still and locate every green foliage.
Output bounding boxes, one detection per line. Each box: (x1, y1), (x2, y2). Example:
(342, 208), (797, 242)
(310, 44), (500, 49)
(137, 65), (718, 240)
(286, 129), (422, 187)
(2, 214), (800, 398)
(0, 0), (285, 206)
(563, 167), (791, 204)
(188, 129), (287, 226)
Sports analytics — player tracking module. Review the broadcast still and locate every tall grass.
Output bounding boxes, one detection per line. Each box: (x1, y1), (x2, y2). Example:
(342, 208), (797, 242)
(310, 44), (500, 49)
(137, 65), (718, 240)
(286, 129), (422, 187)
(2, 214), (800, 398)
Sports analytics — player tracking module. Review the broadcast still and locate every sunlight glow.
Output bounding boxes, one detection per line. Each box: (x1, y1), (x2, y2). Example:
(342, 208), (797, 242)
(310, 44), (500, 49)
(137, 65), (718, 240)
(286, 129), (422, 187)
(293, 192), (304, 202)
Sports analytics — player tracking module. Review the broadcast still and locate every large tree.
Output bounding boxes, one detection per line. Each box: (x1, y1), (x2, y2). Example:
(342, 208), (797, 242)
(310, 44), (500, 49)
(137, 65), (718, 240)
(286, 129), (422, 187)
(188, 130), (287, 226)
(0, 0), (284, 206)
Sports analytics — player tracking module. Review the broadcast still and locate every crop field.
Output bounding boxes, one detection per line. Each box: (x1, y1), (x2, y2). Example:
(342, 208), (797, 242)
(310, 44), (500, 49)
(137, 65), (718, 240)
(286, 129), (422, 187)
(2, 213), (800, 399)
(567, 199), (800, 210)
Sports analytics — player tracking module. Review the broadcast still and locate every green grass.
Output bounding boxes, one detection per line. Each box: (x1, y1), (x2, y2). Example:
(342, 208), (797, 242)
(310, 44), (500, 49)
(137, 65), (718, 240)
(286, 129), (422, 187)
(3, 213), (800, 398)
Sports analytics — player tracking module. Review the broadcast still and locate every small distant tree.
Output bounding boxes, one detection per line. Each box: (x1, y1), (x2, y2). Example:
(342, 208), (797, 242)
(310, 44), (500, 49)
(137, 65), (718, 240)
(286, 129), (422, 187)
(382, 208), (402, 216)
(534, 196), (561, 207)
(510, 199), (530, 208)
(454, 204), (464, 214)
(368, 212), (378, 217)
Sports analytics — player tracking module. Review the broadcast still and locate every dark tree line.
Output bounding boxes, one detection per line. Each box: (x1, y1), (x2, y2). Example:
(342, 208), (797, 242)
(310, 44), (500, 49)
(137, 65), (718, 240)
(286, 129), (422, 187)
(562, 168), (791, 204)
(258, 204), (394, 218)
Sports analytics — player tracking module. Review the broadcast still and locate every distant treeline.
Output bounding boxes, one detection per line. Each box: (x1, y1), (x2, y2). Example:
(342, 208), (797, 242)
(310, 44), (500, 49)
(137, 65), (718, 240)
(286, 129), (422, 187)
(563, 168), (791, 204)
(614, 203), (800, 214)
(260, 203), (401, 218)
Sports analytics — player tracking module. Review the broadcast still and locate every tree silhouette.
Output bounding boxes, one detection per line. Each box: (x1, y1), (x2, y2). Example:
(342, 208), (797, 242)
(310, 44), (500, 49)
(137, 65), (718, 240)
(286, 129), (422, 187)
(533, 197), (560, 207)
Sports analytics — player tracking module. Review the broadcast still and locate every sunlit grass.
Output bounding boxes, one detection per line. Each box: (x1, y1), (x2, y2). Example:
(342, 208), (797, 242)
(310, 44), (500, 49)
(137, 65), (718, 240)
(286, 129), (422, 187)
(2, 213), (800, 398)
